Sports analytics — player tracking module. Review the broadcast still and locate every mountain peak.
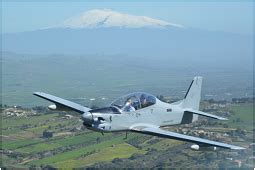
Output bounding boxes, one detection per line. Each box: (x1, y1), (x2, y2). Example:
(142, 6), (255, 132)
(60, 9), (183, 29)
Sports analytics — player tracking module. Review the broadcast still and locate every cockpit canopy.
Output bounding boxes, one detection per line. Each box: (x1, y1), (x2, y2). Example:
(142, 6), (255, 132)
(110, 92), (156, 112)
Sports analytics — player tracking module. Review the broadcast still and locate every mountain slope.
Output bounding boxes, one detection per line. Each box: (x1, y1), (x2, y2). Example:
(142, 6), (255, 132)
(1, 9), (253, 70)
(59, 9), (183, 29)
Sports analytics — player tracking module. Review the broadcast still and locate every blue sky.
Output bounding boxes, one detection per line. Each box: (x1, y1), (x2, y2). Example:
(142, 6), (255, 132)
(1, 1), (254, 35)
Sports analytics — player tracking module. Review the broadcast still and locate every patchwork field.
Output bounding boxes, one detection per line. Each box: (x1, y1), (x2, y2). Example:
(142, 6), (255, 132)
(1, 103), (253, 168)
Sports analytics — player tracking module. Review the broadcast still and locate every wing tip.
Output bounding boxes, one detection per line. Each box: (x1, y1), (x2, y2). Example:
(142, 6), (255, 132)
(33, 92), (39, 96)
(231, 146), (246, 150)
(219, 117), (228, 121)
(33, 92), (44, 95)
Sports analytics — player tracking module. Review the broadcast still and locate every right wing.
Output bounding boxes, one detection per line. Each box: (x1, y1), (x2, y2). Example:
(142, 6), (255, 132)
(33, 92), (91, 114)
(131, 126), (245, 150)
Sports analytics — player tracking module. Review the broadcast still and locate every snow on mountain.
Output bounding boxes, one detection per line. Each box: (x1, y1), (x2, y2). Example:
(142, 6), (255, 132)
(60, 9), (183, 29)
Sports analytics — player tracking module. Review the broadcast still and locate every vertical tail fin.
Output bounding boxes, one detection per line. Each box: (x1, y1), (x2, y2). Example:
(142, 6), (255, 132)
(181, 77), (202, 122)
(182, 76), (202, 110)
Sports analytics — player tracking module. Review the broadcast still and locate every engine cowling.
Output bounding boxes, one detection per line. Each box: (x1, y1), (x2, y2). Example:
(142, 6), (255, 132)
(190, 144), (217, 151)
(82, 112), (112, 131)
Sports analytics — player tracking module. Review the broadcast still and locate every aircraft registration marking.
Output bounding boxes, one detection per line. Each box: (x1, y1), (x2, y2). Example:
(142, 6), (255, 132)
(162, 120), (173, 123)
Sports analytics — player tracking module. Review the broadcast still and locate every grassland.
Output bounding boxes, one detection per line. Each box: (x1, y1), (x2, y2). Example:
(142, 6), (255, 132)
(228, 103), (254, 130)
(53, 143), (145, 168)
(2, 138), (42, 150)
(231, 104), (253, 121)
(31, 134), (137, 166)
(1, 114), (57, 129)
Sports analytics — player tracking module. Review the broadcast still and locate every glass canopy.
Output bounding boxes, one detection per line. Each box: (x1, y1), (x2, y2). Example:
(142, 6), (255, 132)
(110, 92), (156, 112)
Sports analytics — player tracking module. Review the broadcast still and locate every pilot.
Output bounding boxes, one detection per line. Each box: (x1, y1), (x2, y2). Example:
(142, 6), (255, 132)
(140, 94), (148, 108)
(122, 98), (135, 112)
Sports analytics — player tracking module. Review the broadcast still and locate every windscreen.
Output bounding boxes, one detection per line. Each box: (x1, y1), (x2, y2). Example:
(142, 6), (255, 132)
(110, 92), (156, 112)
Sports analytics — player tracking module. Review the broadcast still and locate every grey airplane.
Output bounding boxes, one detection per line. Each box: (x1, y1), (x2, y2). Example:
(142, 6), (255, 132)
(34, 76), (245, 150)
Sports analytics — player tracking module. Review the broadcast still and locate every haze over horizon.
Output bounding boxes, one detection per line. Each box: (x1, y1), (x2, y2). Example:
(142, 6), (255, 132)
(1, 2), (253, 107)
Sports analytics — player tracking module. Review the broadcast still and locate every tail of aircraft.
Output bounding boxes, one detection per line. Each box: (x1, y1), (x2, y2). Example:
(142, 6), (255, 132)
(181, 76), (202, 122)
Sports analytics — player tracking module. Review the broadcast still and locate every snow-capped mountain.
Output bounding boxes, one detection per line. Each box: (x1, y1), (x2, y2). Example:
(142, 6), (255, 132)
(60, 9), (183, 29)
(2, 9), (251, 70)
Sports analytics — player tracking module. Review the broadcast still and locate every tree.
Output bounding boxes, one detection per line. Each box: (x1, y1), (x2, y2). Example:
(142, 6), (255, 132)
(42, 130), (53, 138)
(205, 152), (217, 162)
(223, 124), (229, 128)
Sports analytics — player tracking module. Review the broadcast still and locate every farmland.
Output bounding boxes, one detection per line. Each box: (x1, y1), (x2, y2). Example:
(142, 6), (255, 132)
(0, 101), (253, 168)
(228, 104), (254, 130)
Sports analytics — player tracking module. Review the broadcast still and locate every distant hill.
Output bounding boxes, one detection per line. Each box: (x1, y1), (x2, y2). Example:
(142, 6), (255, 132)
(2, 27), (252, 69)
(1, 9), (253, 106)
(1, 9), (252, 70)
(1, 52), (253, 107)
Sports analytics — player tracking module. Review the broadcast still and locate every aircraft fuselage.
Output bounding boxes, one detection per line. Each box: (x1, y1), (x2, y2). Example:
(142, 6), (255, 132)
(83, 99), (186, 133)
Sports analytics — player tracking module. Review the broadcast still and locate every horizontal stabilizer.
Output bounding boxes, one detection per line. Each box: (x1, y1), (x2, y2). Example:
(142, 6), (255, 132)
(184, 109), (228, 120)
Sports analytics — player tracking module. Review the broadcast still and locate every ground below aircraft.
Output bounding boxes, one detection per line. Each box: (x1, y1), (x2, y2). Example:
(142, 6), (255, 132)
(34, 76), (245, 151)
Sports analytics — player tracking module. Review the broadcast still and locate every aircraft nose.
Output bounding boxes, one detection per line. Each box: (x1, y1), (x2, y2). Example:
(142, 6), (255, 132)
(82, 112), (93, 122)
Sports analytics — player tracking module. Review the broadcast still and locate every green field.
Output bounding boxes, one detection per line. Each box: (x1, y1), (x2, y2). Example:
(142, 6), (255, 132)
(53, 143), (145, 168)
(2, 138), (42, 150)
(1, 112), (152, 168)
(30, 134), (135, 166)
(16, 132), (101, 154)
(228, 103), (254, 130)
(1, 114), (57, 129)
(1, 103), (253, 168)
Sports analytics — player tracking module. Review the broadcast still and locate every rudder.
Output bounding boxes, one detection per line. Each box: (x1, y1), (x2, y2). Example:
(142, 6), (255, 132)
(182, 76), (203, 122)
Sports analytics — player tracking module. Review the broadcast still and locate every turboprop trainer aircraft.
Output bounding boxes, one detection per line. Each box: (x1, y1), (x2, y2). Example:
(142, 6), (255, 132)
(34, 76), (245, 150)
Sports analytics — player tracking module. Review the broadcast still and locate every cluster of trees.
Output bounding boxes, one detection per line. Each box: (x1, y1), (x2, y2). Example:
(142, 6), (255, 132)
(42, 130), (53, 138)
(126, 135), (152, 148)
(232, 97), (254, 103)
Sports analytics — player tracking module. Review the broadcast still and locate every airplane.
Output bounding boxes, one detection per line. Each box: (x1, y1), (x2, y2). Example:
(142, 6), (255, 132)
(33, 76), (245, 151)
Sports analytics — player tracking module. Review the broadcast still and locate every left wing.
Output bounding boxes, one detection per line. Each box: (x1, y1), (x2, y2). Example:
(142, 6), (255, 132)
(131, 126), (245, 150)
(33, 92), (90, 114)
